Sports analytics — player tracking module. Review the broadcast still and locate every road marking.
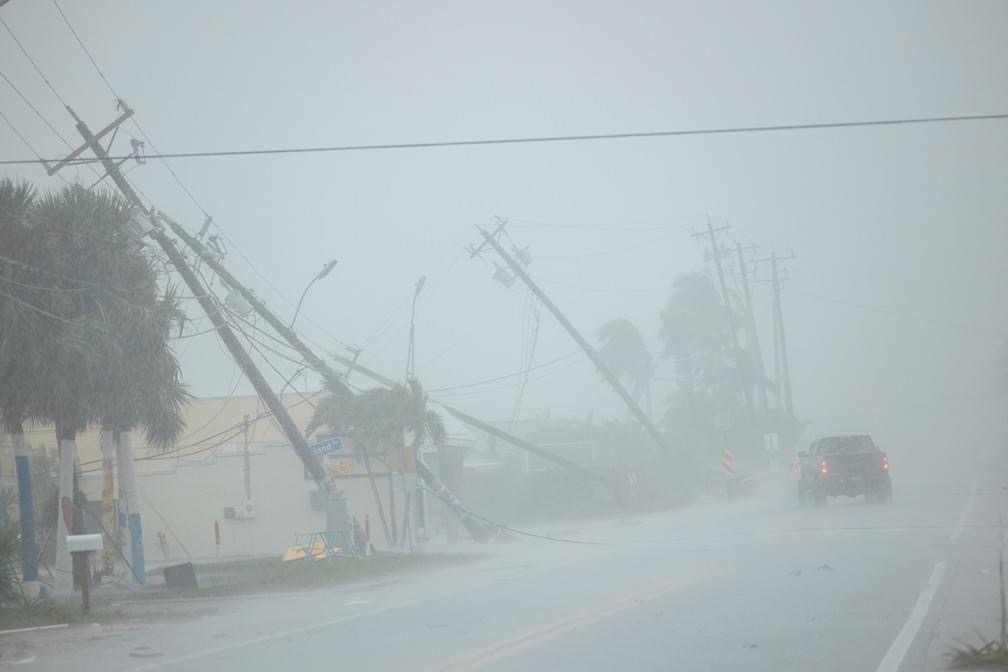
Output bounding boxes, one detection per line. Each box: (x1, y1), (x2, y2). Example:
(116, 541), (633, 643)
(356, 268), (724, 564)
(427, 576), (706, 672)
(949, 478), (978, 543)
(875, 561), (947, 672)
(0, 622), (68, 636)
(124, 591), (460, 671)
(124, 554), (612, 671)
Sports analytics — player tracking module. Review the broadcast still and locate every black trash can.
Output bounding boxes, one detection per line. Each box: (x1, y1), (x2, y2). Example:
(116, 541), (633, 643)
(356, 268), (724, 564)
(163, 562), (198, 589)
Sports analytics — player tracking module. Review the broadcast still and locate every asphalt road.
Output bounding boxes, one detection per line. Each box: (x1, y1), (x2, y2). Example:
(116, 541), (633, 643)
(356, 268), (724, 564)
(7, 441), (1005, 672)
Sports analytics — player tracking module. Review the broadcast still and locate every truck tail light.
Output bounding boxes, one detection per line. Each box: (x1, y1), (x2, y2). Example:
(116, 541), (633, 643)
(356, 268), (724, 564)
(882, 454), (889, 471)
(819, 459), (828, 476)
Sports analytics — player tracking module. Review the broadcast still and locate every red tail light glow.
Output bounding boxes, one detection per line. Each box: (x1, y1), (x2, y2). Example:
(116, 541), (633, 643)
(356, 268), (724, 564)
(819, 459), (828, 476)
(882, 454), (889, 471)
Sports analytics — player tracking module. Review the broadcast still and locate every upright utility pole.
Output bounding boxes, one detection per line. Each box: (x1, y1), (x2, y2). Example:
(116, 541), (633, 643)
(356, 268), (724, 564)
(242, 414), (252, 500)
(693, 218), (754, 419)
(477, 227), (672, 454)
(756, 251), (796, 417)
(55, 106), (333, 491)
(770, 252), (794, 417)
(736, 242), (768, 414)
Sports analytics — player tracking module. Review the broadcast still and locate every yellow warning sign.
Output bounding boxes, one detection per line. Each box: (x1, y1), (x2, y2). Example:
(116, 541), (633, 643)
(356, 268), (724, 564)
(328, 462), (355, 477)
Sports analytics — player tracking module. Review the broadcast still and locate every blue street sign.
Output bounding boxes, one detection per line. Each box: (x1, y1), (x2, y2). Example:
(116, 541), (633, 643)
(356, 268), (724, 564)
(311, 437), (344, 457)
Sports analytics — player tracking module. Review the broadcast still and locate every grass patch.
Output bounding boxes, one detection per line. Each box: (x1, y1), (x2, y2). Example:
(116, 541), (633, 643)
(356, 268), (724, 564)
(0, 599), (218, 631)
(948, 639), (1008, 669)
(107, 551), (476, 602)
(0, 602), (79, 631)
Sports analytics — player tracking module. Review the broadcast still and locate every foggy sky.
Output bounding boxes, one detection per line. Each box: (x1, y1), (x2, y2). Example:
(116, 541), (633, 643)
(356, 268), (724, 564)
(2, 0), (1006, 452)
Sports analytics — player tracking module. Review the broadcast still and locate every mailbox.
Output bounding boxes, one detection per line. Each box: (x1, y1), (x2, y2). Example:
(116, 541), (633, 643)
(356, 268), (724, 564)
(66, 534), (103, 553)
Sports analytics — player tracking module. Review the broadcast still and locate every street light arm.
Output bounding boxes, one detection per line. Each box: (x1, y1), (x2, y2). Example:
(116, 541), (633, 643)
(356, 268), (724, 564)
(290, 276), (318, 330)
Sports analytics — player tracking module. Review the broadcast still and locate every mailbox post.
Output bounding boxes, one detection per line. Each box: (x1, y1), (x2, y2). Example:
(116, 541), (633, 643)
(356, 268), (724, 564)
(66, 534), (103, 614)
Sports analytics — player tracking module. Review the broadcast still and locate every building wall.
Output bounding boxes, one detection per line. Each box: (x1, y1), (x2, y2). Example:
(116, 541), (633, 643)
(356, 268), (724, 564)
(3, 393), (433, 566)
(78, 441), (401, 561)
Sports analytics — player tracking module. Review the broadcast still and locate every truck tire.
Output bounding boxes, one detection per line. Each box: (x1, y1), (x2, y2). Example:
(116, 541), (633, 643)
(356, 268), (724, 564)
(879, 480), (893, 504)
(798, 485), (809, 509)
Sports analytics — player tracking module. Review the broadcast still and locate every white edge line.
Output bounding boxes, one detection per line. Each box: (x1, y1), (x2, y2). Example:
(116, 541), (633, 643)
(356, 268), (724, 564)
(875, 561), (948, 672)
(0, 622), (69, 636)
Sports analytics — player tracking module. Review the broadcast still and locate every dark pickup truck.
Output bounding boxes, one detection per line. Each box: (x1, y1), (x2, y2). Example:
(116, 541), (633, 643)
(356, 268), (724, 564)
(796, 435), (891, 507)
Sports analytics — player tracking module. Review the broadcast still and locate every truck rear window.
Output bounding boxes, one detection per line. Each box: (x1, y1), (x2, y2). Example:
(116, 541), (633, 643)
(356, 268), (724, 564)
(818, 436), (877, 454)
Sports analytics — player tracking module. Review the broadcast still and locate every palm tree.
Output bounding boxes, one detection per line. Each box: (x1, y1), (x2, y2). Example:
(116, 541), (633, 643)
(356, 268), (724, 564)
(308, 378), (445, 546)
(659, 272), (730, 397)
(20, 185), (188, 587)
(0, 178), (43, 591)
(596, 318), (655, 418)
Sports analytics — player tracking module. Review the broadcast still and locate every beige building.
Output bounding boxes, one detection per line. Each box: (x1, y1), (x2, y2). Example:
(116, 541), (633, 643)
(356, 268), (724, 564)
(3, 392), (460, 567)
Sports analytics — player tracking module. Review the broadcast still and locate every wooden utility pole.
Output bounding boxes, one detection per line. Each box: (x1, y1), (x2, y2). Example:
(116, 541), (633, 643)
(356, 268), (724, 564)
(756, 251), (796, 417)
(736, 242), (768, 414)
(164, 214), (497, 541)
(157, 213), (352, 400)
(770, 252), (794, 417)
(242, 414), (251, 500)
(692, 218), (754, 419)
(443, 406), (614, 489)
(57, 106), (333, 490)
(317, 343), (617, 491)
(478, 228), (672, 454)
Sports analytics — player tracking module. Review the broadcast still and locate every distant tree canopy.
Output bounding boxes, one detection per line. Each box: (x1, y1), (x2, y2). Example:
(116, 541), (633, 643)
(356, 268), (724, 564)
(596, 318), (654, 404)
(0, 178), (188, 446)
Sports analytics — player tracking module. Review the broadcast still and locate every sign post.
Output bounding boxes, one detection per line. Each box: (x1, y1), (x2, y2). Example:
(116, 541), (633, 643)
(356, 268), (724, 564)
(66, 534), (102, 615)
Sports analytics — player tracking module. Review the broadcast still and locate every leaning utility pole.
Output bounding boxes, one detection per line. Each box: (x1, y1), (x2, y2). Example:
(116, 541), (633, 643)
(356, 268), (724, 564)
(317, 344), (615, 491)
(53, 105), (333, 490)
(692, 218), (754, 419)
(736, 242), (768, 414)
(157, 213), (353, 400)
(163, 211), (492, 541)
(476, 226), (672, 454)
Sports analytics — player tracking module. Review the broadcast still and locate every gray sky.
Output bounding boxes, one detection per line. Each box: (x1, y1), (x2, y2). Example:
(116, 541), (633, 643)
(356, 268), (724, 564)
(2, 0), (1006, 449)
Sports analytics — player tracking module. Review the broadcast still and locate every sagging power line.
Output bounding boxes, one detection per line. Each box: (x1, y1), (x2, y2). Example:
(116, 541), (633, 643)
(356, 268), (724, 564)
(3, 112), (1007, 167)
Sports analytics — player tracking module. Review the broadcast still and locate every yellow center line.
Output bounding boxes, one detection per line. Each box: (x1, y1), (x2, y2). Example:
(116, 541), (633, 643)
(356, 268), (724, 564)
(427, 569), (714, 672)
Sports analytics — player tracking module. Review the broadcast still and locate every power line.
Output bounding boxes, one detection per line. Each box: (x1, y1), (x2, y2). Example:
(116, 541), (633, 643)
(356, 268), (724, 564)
(429, 350), (583, 393)
(0, 107), (73, 186)
(48, 0), (115, 100)
(0, 14), (70, 108)
(48, 0), (213, 219)
(0, 285), (77, 325)
(4, 112), (1006, 168)
(46, 0), (360, 377)
(78, 390), (322, 470)
(0, 17), (106, 184)
(0, 68), (74, 149)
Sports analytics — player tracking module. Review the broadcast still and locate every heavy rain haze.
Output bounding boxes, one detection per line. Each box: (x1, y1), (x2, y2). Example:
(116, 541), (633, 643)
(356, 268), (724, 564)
(1, 1), (1007, 670)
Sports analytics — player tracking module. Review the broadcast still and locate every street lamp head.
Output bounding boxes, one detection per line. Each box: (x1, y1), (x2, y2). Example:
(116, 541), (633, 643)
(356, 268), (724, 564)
(316, 259), (339, 281)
